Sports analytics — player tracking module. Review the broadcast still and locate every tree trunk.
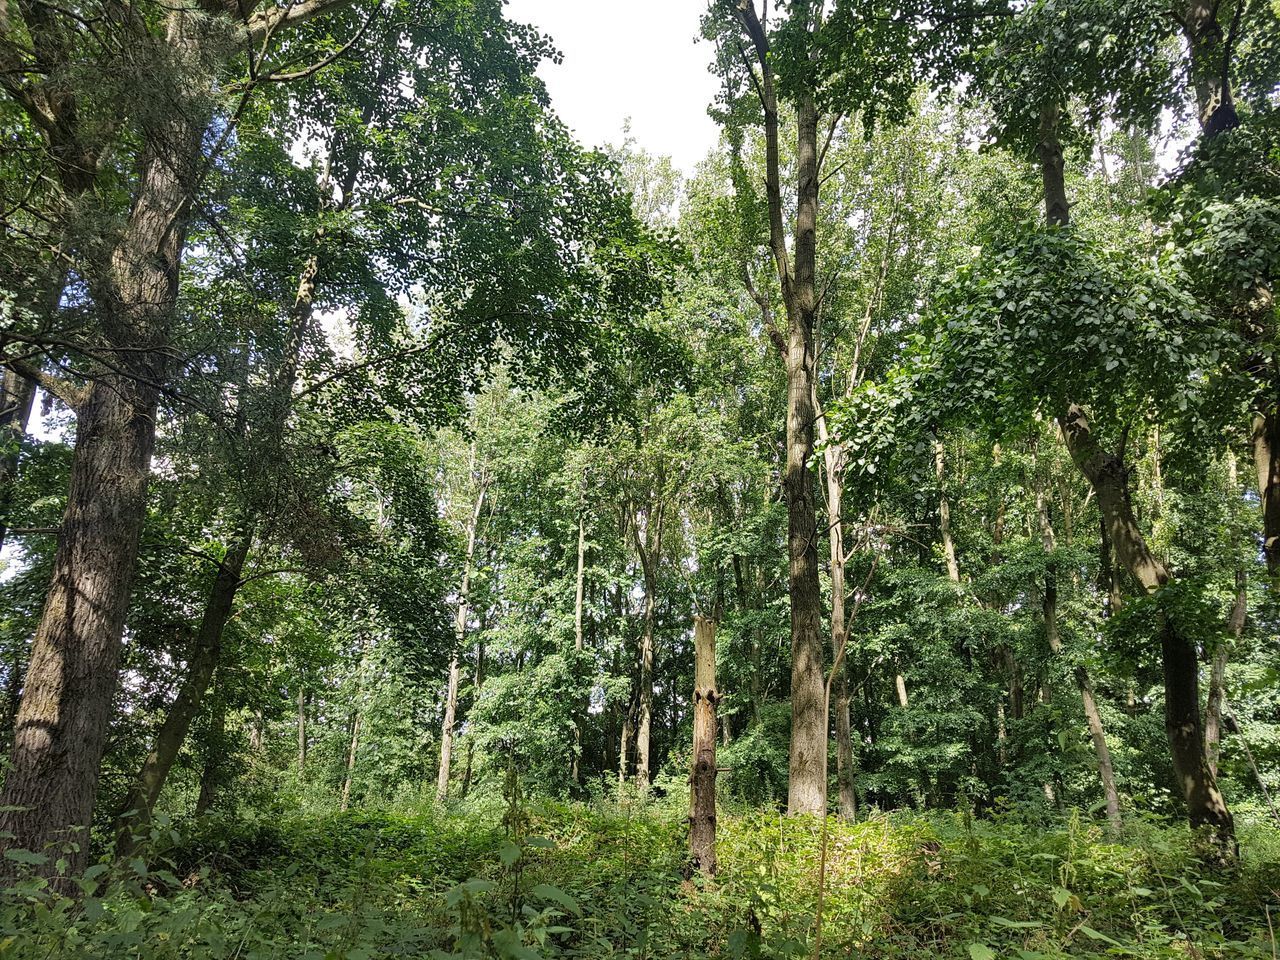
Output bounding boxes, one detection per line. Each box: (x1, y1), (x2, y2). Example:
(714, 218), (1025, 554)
(116, 535), (252, 843)
(1060, 404), (1233, 852)
(297, 688), (307, 776)
(689, 616), (719, 875)
(0, 374), (160, 873)
(1252, 412), (1280, 582)
(195, 693), (224, 816)
(1205, 572), (1244, 778)
(572, 508), (586, 785)
(636, 572), (655, 789)
(631, 502), (663, 791)
(1038, 99), (1232, 855)
(736, 3), (826, 816)
(0, 10), (210, 873)
(340, 709), (361, 813)
(437, 468), (486, 802)
(934, 437), (961, 583)
(0, 370), (36, 554)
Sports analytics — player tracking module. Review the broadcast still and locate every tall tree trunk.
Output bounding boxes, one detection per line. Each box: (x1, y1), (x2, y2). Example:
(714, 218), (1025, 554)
(572, 508), (586, 785)
(1252, 412), (1280, 582)
(1036, 475), (1121, 834)
(116, 535), (252, 843)
(934, 437), (961, 583)
(0, 16), (209, 871)
(1061, 405), (1232, 851)
(195, 692), (224, 817)
(635, 563), (656, 789)
(0, 370), (36, 554)
(438, 469), (486, 802)
(689, 616), (719, 874)
(297, 687), (307, 776)
(0, 374), (160, 872)
(1039, 100), (1233, 854)
(340, 710), (361, 813)
(736, 3), (826, 815)
(1205, 571), (1245, 778)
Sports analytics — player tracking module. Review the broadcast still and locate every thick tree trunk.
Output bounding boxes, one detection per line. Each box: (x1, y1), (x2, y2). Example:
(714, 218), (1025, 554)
(0, 375), (159, 873)
(689, 616), (719, 875)
(116, 535), (251, 842)
(0, 12), (209, 872)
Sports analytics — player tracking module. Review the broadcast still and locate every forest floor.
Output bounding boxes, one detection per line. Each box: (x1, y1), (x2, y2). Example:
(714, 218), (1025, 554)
(3, 799), (1279, 959)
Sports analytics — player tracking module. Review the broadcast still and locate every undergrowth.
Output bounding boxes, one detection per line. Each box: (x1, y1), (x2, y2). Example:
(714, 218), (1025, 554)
(2, 802), (1278, 958)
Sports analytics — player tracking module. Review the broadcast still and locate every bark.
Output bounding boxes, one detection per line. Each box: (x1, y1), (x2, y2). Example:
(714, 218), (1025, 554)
(814, 393), (857, 820)
(1038, 100), (1233, 853)
(631, 500), (664, 790)
(0, 7), (211, 877)
(195, 694), (224, 816)
(0, 374), (160, 872)
(1205, 571), (1244, 778)
(1252, 412), (1280, 581)
(934, 438), (961, 583)
(0, 369), (36, 555)
(438, 471), (486, 802)
(572, 508), (586, 785)
(737, 1), (826, 816)
(116, 535), (252, 843)
(1060, 405), (1233, 851)
(340, 710), (361, 813)
(689, 616), (719, 875)
(297, 687), (307, 776)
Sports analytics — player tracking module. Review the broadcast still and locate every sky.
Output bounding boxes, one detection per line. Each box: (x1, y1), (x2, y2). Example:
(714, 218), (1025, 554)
(503, 0), (722, 176)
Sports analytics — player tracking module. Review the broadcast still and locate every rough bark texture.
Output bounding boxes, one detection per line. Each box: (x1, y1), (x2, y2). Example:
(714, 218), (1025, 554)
(0, 374), (160, 872)
(737, 0), (826, 816)
(689, 616), (719, 875)
(116, 535), (251, 842)
(0, 8), (206, 877)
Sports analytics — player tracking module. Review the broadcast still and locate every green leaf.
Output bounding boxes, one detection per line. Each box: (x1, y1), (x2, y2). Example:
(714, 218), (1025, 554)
(530, 882), (581, 917)
(969, 944), (998, 960)
(3, 849), (48, 866)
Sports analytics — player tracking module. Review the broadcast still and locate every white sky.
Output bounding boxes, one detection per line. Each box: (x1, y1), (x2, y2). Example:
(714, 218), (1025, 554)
(504, 0), (722, 175)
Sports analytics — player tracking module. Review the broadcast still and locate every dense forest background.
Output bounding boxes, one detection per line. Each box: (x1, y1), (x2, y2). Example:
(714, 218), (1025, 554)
(1, 0), (1280, 956)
